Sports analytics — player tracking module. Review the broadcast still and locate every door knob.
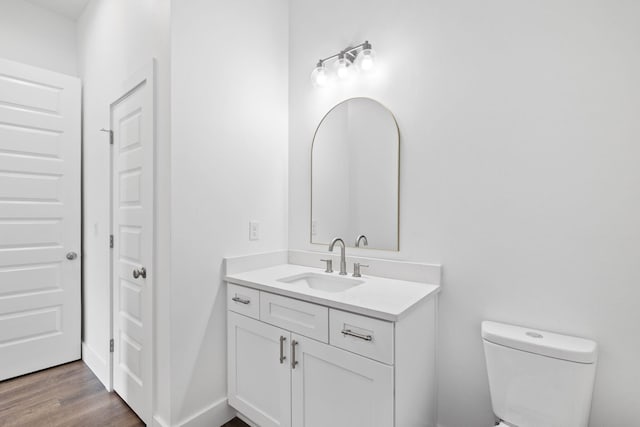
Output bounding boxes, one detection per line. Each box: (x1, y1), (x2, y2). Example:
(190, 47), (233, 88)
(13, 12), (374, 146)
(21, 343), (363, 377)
(132, 267), (147, 279)
(66, 252), (77, 260)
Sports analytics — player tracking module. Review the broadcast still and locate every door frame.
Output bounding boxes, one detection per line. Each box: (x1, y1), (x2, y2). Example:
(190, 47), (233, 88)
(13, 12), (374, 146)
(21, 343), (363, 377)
(107, 60), (156, 420)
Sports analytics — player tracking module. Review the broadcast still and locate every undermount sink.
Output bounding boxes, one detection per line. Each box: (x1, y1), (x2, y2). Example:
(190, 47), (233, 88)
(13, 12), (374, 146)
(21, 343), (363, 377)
(277, 272), (364, 293)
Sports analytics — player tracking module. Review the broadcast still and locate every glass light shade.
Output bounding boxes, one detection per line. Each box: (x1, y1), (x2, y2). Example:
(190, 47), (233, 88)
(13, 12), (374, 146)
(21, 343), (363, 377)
(335, 57), (353, 80)
(356, 48), (377, 72)
(310, 64), (329, 88)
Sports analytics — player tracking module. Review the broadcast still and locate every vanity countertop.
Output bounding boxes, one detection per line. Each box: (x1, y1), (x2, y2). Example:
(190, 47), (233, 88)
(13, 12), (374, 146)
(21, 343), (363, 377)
(225, 263), (440, 321)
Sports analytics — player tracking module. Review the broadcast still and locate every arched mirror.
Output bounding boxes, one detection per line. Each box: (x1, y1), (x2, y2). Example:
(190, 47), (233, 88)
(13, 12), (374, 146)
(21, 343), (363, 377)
(311, 97), (399, 251)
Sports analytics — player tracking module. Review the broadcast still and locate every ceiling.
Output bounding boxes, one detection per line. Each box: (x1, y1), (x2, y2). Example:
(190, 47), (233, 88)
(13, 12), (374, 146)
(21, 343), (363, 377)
(25, 0), (90, 20)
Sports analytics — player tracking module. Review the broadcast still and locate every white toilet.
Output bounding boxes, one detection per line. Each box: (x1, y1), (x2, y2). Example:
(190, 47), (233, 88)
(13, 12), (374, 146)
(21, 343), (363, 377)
(482, 321), (598, 427)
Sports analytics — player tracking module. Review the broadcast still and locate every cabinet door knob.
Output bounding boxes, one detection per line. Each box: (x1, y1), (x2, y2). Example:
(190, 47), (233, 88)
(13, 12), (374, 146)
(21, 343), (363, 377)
(231, 296), (250, 305)
(66, 252), (77, 260)
(279, 336), (287, 364)
(341, 329), (373, 341)
(291, 340), (299, 369)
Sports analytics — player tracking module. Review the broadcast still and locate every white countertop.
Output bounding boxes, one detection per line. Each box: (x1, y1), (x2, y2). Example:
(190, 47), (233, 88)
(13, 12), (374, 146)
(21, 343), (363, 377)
(225, 264), (440, 321)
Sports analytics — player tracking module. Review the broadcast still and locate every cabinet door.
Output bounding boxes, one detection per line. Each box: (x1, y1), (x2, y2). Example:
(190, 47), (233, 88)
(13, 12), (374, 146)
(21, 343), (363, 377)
(228, 311), (291, 427)
(291, 334), (394, 427)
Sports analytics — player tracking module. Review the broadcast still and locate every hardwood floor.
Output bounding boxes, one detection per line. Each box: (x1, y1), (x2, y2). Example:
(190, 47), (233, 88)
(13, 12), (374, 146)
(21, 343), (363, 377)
(0, 361), (250, 427)
(221, 418), (250, 427)
(0, 360), (143, 427)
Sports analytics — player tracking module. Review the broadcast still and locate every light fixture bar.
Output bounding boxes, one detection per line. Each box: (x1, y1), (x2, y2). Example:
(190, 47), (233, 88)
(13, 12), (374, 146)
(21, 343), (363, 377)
(316, 41), (372, 65)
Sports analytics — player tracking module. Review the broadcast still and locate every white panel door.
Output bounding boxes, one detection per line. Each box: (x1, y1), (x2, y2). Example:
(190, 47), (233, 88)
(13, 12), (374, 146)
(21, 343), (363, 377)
(0, 58), (80, 381)
(228, 311), (291, 427)
(111, 71), (154, 423)
(291, 334), (394, 427)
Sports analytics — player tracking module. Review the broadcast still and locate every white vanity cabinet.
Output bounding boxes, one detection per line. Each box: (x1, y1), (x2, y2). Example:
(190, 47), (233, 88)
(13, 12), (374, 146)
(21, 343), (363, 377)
(227, 281), (437, 427)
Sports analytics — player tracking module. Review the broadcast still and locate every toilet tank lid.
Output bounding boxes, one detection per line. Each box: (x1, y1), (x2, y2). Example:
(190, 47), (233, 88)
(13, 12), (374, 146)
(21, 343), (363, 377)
(481, 321), (598, 364)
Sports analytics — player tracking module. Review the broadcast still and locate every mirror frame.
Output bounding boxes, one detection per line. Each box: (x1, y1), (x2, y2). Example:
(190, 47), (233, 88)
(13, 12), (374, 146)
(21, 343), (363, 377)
(310, 97), (400, 251)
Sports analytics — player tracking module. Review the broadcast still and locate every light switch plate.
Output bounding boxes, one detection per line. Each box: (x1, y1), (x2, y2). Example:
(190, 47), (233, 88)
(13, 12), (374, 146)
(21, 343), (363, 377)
(249, 221), (260, 241)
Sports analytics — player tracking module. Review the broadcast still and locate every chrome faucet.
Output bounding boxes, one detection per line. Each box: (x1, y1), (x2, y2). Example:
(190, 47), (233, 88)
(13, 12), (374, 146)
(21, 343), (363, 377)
(328, 237), (347, 275)
(355, 234), (368, 248)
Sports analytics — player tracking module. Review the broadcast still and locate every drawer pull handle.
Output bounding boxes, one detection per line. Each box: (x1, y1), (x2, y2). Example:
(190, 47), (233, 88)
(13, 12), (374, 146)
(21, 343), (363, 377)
(291, 340), (298, 369)
(341, 329), (373, 341)
(232, 296), (250, 305)
(279, 336), (287, 364)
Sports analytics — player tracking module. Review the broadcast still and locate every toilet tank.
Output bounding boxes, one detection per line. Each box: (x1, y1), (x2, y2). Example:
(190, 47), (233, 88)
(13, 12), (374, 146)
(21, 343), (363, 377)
(482, 321), (597, 427)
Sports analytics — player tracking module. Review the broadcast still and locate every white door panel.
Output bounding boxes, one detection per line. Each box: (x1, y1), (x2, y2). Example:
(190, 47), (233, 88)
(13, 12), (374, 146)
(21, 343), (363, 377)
(111, 67), (154, 424)
(0, 58), (80, 381)
(0, 123), (62, 157)
(0, 72), (62, 113)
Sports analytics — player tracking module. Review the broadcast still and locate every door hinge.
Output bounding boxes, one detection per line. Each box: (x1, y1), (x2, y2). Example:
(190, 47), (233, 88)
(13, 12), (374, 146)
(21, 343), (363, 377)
(110, 234), (114, 249)
(110, 339), (114, 353)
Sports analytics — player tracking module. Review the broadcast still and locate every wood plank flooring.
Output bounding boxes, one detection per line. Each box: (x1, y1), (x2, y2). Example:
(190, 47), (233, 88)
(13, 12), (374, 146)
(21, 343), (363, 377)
(0, 360), (250, 427)
(0, 361), (143, 427)
(221, 418), (250, 427)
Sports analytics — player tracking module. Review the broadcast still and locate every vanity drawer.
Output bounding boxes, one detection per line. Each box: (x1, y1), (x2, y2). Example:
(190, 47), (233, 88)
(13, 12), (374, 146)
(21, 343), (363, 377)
(227, 283), (260, 319)
(329, 309), (394, 364)
(260, 292), (329, 343)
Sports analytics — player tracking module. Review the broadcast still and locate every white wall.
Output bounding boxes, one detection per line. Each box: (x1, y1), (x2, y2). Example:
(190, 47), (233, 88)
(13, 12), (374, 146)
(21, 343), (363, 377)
(171, 0), (289, 425)
(0, 0), (77, 75)
(289, 1), (640, 426)
(77, 0), (172, 424)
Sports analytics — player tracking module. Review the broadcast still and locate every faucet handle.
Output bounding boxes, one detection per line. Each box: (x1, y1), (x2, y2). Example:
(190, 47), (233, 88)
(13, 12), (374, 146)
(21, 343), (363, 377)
(352, 263), (369, 278)
(320, 259), (333, 273)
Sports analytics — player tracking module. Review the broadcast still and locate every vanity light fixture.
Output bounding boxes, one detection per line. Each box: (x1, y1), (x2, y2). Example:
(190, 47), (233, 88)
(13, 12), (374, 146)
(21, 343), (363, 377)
(335, 53), (352, 80)
(310, 40), (377, 87)
(310, 61), (328, 88)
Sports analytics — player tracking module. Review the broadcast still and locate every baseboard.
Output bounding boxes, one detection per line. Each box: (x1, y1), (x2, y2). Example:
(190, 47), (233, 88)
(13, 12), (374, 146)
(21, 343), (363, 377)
(176, 397), (235, 427)
(236, 412), (259, 427)
(152, 415), (170, 427)
(81, 341), (109, 390)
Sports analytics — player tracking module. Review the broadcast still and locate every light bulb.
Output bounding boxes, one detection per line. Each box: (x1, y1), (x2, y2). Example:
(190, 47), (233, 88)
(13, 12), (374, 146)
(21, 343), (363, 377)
(310, 62), (329, 87)
(356, 47), (377, 72)
(335, 56), (352, 80)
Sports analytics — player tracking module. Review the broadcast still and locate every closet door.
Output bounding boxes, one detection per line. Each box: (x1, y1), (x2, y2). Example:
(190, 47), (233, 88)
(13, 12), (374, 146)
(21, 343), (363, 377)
(228, 311), (291, 427)
(110, 66), (155, 424)
(291, 334), (394, 427)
